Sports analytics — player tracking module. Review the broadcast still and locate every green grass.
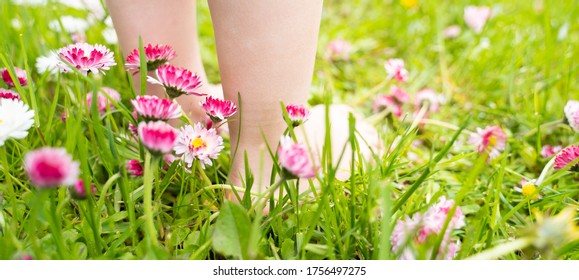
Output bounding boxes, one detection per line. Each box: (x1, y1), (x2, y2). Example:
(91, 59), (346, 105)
(0, 0), (578, 260)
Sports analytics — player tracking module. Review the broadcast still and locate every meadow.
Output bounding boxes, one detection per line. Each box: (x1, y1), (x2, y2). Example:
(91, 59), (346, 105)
(0, 0), (578, 260)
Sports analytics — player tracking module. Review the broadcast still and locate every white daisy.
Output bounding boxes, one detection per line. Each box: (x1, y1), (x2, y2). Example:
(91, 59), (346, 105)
(102, 28), (118, 45)
(0, 99), (35, 146)
(35, 52), (60, 75)
(11, 0), (47, 6)
(173, 123), (224, 169)
(48, 16), (89, 33)
(58, 0), (106, 20)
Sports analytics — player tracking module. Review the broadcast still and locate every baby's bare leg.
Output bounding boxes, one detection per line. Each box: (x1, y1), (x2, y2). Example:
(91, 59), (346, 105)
(208, 0), (323, 196)
(106, 0), (219, 122)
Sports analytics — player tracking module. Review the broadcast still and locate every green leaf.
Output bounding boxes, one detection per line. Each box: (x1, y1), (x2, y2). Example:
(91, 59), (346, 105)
(212, 201), (251, 259)
(281, 239), (296, 260)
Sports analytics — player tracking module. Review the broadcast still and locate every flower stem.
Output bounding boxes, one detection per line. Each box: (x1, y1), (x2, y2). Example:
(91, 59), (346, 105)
(466, 237), (533, 260)
(419, 118), (474, 134)
(521, 119), (565, 138)
(197, 161), (212, 186)
(143, 152), (158, 250)
(48, 190), (68, 259)
(249, 177), (286, 214)
(536, 156), (556, 186)
(0, 146), (18, 231)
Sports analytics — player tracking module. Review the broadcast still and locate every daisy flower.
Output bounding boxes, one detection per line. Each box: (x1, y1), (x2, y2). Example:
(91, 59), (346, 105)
(58, 0), (106, 19)
(86, 87), (121, 113)
(1, 67), (28, 87)
(415, 88), (445, 113)
(147, 64), (204, 98)
(138, 121), (178, 155)
(278, 136), (318, 179)
(390, 86), (410, 104)
(126, 160), (144, 176)
(57, 42), (116, 75)
(131, 95), (182, 121)
(373, 94), (403, 117)
(564, 100), (579, 133)
(391, 197), (465, 260)
(102, 28), (118, 45)
(421, 197), (466, 240)
(0, 99), (35, 146)
(71, 179), (96, 200)
(515, 178), (539, 200)
(443, 25), (462, 39)
(541, 145), (562, 159)
(36, 52), (61, 75)
(468, 125), (507, 160)
(464, 6), (492, 34)
(200, 96), (237, 123)
(173, 123), (224, 169)
(554, 145), (579, 171)
(325, 39), (352, 61)
(384, 58), (409, 83)
(24, 147), (79, 188)
(284, 104), (310, 127)
(391, 213), (423, 260)
(48, 16), (89, 34)
(0, 88), (21, 101)
(125, 44), (176, 73)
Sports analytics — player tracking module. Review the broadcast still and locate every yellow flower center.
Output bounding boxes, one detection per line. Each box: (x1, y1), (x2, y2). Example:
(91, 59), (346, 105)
(0, 119), (3, 124)
(488, 135), (498, 148)
(400, 0), (418, 8)
(522, 183), (537, 198)
(191, 137), (204, 149)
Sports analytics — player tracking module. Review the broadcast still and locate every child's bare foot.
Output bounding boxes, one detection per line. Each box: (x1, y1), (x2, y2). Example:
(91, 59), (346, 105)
(227, 104), (381, 212)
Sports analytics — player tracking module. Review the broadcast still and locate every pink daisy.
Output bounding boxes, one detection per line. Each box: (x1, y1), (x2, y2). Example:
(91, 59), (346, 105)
(421, 197), (466, 241)
(564, 100), (579, 133)
(468, 125), (507, 160)
(71, 32), (87, 44)
(384, 58), (409, 83)
(126, 159), (144, 176)
(464, 6), (492, 34)
(131, 95), (182, 121)
(391, 213), (422, 251)
(128, 110), (139, 137)
(443, 25), (462, 39)
(415, 88), (444, 113)
(541, 145), (562, 159)
(373, 95), (403, 117)
(554, 145), (579, 171)
(390, 197), (465, 260)
(173, 123), (224, 169)
(0, 88), (21, 101)
(285, 104), (311, 127)
(86, 87), (121, 113)
(200, 96), (238, 123)
(57, 42), (116, 75)
(147, 64), (204, 98)
(71, 179), (96, 200)
(390, 86), (410, 104)
(325, 39), (352, 61)
(138, 121), (178, 155)
(278, 136), (318, 179)
(204, 115), (228, 136)
(125, 43), (176, 73)
(1, 67), (28, 87)
(24, 147), (80, 188)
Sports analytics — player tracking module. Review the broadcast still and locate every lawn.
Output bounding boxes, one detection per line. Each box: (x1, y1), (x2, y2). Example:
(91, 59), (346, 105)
(0, 0), (578, 260)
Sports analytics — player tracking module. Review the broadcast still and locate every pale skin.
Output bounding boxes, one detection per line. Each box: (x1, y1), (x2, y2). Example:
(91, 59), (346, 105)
(106, 0), (324, 201)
